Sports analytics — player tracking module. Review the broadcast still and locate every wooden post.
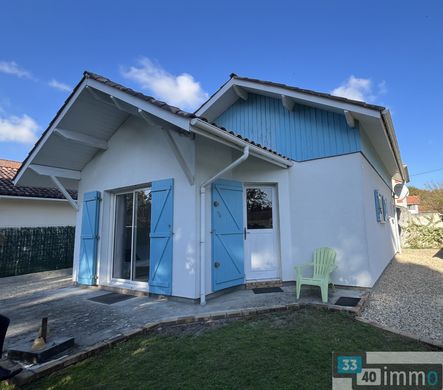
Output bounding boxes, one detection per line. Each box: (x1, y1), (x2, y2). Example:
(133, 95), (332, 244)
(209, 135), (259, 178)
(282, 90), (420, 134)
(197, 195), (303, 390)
(40, 317), (48, 342)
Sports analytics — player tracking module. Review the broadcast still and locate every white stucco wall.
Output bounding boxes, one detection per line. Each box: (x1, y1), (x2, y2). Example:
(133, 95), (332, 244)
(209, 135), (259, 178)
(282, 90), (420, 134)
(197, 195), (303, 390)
(196, 143), (397, 293)
(72, 116), (198, 299)
(0, 198), (76, 228)
(195, 135), (292, 295)
(360, 155), (397, 283)
(288, 153), (398, 287)
(73, 118), (398, 299)
(289, 153), (372, 287)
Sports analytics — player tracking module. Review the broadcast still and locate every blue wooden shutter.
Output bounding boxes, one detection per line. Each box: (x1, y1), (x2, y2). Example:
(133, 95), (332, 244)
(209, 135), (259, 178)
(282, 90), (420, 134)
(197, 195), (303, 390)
(212, 179), (245, 291)
(149, 178), (174, 295)
(78, 191), (101, 285)
(374, 190), (381, 223)
(382, 196), (388, 222)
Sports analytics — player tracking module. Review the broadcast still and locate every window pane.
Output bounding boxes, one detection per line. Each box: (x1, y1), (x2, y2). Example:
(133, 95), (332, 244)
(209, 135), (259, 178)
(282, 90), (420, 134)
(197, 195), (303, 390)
(247, 188), (273, 229)
(113, 193), (133, 279)
(132, 190), (152, 282)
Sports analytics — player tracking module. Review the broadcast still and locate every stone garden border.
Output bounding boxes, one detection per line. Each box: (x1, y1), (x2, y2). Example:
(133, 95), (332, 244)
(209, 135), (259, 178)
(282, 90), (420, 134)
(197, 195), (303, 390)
(14, 292), (441, 387)
(11, 300), (363, 386)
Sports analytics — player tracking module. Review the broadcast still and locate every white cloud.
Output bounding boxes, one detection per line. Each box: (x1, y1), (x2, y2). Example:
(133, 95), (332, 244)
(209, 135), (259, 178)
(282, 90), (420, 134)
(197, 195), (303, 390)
(121, 58), (208, 110)
(331, 76), (373, 101)
(0, 60), (33, 79)
(331, 76), (388, 103)
(0, 114), (39, 143)
(377, 80), (387, 95)
(48, 79), (71, 92)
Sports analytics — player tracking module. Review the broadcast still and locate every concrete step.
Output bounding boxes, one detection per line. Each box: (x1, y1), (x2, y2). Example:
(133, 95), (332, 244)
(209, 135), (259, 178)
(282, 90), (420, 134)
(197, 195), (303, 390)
(245, 280), (283, 289)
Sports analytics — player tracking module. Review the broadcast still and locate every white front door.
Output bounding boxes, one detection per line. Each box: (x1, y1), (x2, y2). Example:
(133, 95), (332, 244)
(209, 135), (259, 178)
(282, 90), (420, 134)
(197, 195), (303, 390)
(244, 186), (279, 281)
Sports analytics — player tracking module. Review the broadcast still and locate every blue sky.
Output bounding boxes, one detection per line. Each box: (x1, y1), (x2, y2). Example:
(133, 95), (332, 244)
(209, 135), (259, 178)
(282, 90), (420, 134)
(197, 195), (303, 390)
(0, 0), (442, 188)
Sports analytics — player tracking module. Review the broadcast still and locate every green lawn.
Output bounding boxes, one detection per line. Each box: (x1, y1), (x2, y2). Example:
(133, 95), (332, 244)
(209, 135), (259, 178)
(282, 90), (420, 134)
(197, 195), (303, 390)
(3, 308), (438, 390)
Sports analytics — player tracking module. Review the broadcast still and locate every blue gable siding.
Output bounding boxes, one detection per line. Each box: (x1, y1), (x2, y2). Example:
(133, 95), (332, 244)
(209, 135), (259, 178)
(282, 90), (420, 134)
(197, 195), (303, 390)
(214, 94), (361, 161)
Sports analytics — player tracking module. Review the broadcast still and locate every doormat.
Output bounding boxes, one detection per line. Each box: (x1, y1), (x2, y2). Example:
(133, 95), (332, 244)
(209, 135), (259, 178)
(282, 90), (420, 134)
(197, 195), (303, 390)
(252, 287), (284, 294)
(88, 292), (135, 305)
(334, 297), (361, 307)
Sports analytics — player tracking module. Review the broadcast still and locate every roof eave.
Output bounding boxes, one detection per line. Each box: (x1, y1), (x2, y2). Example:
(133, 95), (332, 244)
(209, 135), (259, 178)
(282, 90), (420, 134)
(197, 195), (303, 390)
(195, 76), (386, 120)
(14, 72), (195, 187)
(190, 118), (293, 168)
(380, 110), (407, 182)
(13, 76), (89, 186)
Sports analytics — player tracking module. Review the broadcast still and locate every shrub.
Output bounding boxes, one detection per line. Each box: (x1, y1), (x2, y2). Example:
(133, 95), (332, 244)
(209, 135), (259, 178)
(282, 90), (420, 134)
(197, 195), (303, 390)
(402, 224), (443, 249)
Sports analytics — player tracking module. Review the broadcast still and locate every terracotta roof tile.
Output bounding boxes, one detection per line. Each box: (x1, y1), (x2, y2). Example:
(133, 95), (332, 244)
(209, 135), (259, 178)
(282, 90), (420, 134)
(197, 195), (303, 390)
(407, 195), (420, 205)
(0, 160), (77, 200)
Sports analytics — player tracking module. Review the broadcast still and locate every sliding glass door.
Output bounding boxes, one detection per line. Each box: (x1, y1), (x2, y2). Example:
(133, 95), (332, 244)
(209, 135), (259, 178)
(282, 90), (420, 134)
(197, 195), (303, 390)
(113, 188), (152, 283)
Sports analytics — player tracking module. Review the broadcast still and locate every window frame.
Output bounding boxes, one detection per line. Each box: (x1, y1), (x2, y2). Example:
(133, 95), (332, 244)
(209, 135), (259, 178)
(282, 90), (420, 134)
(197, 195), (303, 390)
(111, 185), (152, 284)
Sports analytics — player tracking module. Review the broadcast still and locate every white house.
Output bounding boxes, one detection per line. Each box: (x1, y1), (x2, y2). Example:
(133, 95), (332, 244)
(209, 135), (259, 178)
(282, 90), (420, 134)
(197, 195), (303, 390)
(14, 72), (408, 303)
(0, 159), (76, 228)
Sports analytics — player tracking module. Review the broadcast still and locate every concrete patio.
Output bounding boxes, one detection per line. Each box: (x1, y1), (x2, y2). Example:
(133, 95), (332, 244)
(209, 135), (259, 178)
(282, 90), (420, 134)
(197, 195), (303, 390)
(1, 269), (366, 358)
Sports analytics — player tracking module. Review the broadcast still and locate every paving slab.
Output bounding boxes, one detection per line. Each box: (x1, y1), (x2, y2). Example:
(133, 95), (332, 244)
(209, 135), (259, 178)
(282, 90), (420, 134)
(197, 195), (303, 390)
(1, 269), (366, 355)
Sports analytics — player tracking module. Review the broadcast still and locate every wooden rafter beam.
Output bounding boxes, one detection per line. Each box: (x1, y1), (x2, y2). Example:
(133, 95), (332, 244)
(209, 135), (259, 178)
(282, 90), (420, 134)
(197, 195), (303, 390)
(162, 129), (194, 185)
(233, 85), (248, 101)
(109, 95), (126, 111)
(54, 128), (108, 150)
(138, 109), (161, 128)
(344, 110), (356, 128)
(281, 95), (295, 111)
(29, 164), (81, 180)
(49, 176), (78, 211)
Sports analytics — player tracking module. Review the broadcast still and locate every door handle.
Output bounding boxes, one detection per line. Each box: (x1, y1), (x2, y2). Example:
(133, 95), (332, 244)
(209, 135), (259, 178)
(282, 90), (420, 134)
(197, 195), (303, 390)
(244, 227), (247, 240)
(214, 261), (220, 268)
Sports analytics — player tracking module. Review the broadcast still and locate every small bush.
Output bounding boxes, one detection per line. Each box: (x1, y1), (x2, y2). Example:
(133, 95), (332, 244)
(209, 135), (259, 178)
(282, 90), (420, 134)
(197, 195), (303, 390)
(403, 224), (443, 249)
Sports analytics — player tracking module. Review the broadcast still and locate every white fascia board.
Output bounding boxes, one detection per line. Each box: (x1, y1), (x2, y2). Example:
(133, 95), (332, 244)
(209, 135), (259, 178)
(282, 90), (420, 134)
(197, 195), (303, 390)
(380, 110), (406, 181)
(195, 79), (236, 116)
(85, 79), (191, 131)
(13, 78), (89, 186)
(196, 78), (382, 119)
(233, 79), (382, 118)
(0, 195), (70, 202)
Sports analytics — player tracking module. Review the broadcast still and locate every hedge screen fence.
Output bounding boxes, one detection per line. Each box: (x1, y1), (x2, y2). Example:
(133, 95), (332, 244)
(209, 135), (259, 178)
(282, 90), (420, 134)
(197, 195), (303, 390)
(0, 226), (75, 277)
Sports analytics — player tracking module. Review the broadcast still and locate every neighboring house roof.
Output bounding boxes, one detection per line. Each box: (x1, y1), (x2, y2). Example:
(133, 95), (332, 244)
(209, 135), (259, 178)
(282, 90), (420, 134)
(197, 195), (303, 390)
(407, 195), (420, 205)
(0, 159), (77, 200)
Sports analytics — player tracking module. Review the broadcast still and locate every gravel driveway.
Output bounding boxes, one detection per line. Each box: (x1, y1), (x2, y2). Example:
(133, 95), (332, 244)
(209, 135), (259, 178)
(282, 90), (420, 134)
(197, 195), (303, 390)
(360, 248), (443, 345)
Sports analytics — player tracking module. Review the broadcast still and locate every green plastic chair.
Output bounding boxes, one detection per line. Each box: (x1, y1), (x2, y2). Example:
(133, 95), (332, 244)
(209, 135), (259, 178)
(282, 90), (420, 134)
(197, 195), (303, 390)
(295, 247), (337, 303)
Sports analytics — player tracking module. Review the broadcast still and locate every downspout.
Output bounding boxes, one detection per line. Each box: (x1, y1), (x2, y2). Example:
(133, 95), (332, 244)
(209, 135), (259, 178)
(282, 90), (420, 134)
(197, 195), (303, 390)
(199, 146), (250, 305)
